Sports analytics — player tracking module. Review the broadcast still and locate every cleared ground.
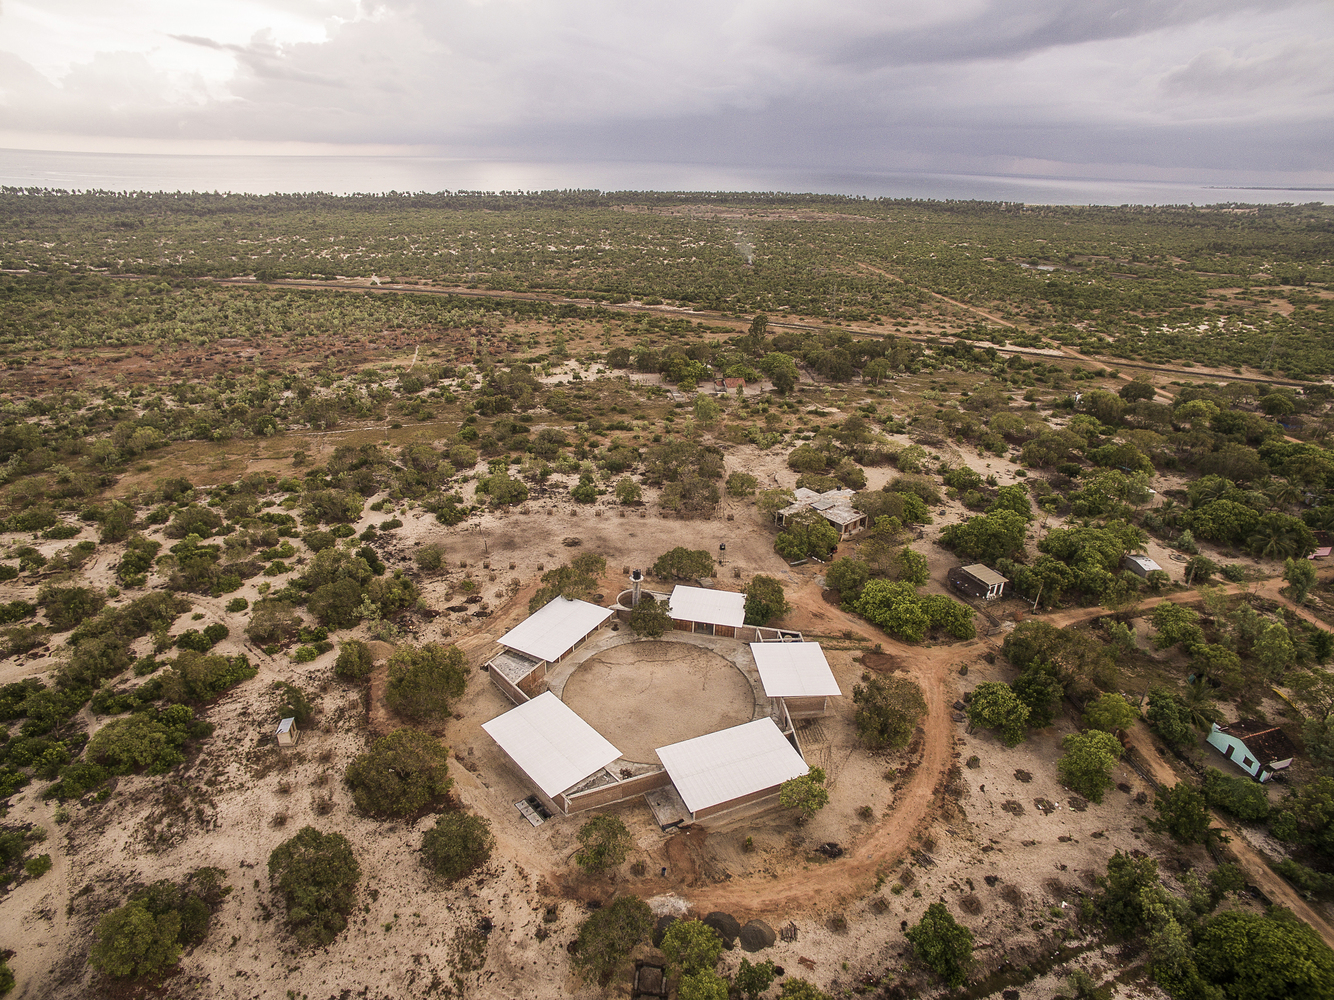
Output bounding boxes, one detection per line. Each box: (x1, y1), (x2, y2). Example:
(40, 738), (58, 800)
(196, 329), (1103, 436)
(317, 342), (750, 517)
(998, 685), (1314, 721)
(561, 639), (755, 763)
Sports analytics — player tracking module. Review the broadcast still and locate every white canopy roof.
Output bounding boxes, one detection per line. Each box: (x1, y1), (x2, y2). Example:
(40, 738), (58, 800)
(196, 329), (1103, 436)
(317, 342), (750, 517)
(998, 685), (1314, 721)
(482, 692), (621, 798)
(667, 585), (746, 628)
(750, 642), (842, 699)
(656, 718), (808, 814)
(498, 596), (613, 663)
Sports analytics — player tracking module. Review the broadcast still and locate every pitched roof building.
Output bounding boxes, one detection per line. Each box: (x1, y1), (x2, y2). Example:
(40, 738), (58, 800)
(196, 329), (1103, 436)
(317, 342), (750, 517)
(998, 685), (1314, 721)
(655, 718), (809, 821)
(776, 487), (869, 540)
(1205, 719), (1298, 782)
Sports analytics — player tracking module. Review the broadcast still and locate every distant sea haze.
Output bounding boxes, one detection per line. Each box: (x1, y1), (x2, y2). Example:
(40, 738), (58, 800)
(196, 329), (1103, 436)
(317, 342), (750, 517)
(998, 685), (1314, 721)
(0, 148), (1330, 206)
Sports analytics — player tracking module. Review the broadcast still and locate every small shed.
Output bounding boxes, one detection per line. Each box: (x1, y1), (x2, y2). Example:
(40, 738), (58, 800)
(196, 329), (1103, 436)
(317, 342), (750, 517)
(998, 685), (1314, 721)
(482, 692), (623, 814)
(1206, 720), (1297, 782)
(1122, 552), (1164, 578)
(275, 717), (299, 747)
(1308, 547), (1332, 561)
(667, 585), (746, 638)
(950, 564), (1009, 600)
(750, 642), (841, 719)
(487, 596), (614, 704)
(656, 718), (808, 822)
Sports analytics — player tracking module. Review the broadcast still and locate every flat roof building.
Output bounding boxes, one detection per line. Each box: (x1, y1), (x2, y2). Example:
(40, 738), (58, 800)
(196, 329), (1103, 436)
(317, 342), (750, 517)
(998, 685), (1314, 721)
(750, 642), (841, 719)
(1122, 553), (1164, 578)
(655, 718), (809, 821)
(950, 564), (1010, 600)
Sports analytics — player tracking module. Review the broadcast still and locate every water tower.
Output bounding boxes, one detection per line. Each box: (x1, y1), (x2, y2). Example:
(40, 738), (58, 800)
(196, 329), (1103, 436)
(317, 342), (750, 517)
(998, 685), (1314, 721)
(630, 569), (644, 607)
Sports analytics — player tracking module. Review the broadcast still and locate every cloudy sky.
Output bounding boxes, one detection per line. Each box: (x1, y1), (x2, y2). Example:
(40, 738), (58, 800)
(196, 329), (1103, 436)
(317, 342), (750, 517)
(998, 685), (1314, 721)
(1, 0), (1331, 183)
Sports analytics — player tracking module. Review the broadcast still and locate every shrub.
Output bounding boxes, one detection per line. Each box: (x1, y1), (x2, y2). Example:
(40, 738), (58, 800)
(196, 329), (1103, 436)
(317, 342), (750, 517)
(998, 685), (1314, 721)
(308, 578), (365, 629)
(225, 597), (249, 613)
(906, 902), (974, 987)
(158, 651), (256, 704)
(272, 682), (314, 726)
(245, 600), (301, 646)
(575, 814), (632, 872)
(1057, 730), (1123, 803)
(384, 644), (468, 722)
(726, 472), (758, 497)
(1201, 768), (1270, 822)
(966, 682), (1030, 746)
(84, 706), (203, 775)
(88, 899), (184, 978)
(780, 768), (829, 817)
(1084, 692), (1138, 734)
(344, 728), (452, 817)
(421, 811), (494, 882)
(661, 919), (724, 976)
(652, 547), (714, 580)
(627, 595), (673, 638)
(573, 895), (653, 985)
(38, 585), (106, 632)
(335, 640), (376, 681)
(268, 826), (360, 947)
(744, 574), (790, 625)
(414, 543), (446, 570)
(852, 676), (927, 751)
(23, 853), (51, 878)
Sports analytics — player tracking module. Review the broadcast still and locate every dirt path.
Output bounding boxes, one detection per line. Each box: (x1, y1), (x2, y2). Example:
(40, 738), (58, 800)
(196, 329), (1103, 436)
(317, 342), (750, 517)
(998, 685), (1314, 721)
(855, 260), (1020, 330)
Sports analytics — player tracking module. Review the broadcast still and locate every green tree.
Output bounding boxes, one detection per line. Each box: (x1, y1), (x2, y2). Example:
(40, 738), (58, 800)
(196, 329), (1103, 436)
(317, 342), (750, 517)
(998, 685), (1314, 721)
(775, 510), (839, 561)
(661, 919), (724, 976)
(779, 767), (829, 817)
(1284, 557), (1318, 604)
(573, 896), (653, 986)
(744, 575), (790, 625)
(88, 900), (182, 978)
(678, 969), (730, 1000)
(1149, 783), (1217, 845)
(1057, 730), (1123, 803)
(653, 547), (714, 580)
(851, 579), (930, 642)
(966, 682), (1030, 746)
(1146, 689), (1197, 747)
(421, 811), (494, 882)
(852, 676), (927, 751)
(1151, 603), (1204, 650)
(1193, 907), (1334, 1000)
(735, 958), (778, 1000)
(693, 395), (721, 427)
(1011, 661), (1064, 728)
(1096, 851), (1164, 937)
(267, 826), (360, 948)
(778, 981), (829, 1000)
(1202, 768), (1271, 822)
(726, 472), (758, 497)
(335, 639), (375, 681)
(528, 553), (607, 613)
(575, 814), (632, 872)
(826, 557), (869, 600)
(938, 509), (1029, 564)
(384, 644), (468, 722)
(614, 477), (642, 504)
(1084, 692), (1138, 734)
(344, 729), (452, 818)
(1254, 623), (1296, 677)
(628, 594), (674, 638)
(905, 902), (974, 987)
(760, 352), (799, 394)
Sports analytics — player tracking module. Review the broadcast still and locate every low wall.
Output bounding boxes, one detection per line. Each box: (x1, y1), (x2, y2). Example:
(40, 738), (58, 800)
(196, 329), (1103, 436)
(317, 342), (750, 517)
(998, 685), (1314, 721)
(559, 769), (672, 813)
(489, 667), (531, 706)
(694, 784), (782, 821)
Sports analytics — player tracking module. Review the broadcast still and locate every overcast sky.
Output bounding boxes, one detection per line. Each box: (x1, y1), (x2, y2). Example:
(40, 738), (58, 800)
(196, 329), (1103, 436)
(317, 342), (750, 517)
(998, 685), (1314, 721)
(1, 0), (1331, 183)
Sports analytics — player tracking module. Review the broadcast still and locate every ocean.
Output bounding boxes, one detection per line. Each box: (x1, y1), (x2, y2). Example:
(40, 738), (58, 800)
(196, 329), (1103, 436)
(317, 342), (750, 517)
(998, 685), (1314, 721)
(0, 148), (1330, 206)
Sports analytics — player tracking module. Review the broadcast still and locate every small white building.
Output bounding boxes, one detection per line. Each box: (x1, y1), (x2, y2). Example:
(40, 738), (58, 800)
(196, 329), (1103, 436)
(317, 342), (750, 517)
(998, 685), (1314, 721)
(275, 717), (299, 747)
(750, 642), (841, 719)
(655, 718), (809, 822)
(1122, 553), (1164, 579)
(487, 596), (614, 704)
(1206, 720), (1297, 782)
(950, 564), (1010, 600)
(776, 488), (869, 540)
(667, 585), (746, 638)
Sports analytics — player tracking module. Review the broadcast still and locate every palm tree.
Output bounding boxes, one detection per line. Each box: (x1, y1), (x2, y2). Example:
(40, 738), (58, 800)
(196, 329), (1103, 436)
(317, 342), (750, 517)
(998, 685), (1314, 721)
(1180, 682), (1225, 732)
(1249, 522), (1300, 561)
(1265, 481), (1302, 510)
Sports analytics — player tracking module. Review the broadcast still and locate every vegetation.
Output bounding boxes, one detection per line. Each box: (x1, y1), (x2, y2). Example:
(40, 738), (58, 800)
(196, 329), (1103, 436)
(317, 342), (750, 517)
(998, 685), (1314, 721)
(574, 814), (632, 872)
(573, 896), (653, 985)
(652, 547), (714, 580)
(905, 903), (974, 988)
(628, 595), (674, 638)
(344, 729), (452, 817)
(779, 767), (829, 817)
(966, 682), (1030, 746)
(660, 919), (724, 976)
(88, 867), (230, 979)
(851, 676), (927, 751)
(267, 827), (360, 948)
(421, 811), (494, 883)
(384, 644), (468, 722)
(1057, 730), (1123, 803)
(743, 575), (789, 626)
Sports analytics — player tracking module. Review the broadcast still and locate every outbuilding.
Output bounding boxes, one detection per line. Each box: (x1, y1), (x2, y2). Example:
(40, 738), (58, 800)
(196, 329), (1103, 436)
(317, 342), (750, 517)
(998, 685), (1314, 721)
(487, 596), (614, 704)
(275, 717), (299, 747)
(655, 718), (810, 822)
(667, 585), (746, 638)
(1205, 720), (1297, 782)
(950, 564), (1010, 600)
(776, 487), (869, 540)
(482, 692), (624, 815)
(1122, 552), (1164, 579)
(750, 642), (841, 719)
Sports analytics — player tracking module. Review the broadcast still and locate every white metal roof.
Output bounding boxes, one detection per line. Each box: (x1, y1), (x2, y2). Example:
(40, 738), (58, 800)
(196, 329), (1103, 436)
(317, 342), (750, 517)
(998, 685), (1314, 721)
(498, 596), (613, 663)
(482, 692), (621, 799)
(276, 718), (295, 734)
(750, 642), (842, 699)
(667, 585), (746, 628)
(1124, 553), (1163, 573)
(961, 564), (1009, 587)
(656, 718), (808, 814)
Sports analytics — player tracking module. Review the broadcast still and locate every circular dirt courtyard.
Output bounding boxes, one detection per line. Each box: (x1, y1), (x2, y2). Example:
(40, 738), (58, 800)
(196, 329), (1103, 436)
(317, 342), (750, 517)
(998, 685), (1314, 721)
(561, 640), (755, 763)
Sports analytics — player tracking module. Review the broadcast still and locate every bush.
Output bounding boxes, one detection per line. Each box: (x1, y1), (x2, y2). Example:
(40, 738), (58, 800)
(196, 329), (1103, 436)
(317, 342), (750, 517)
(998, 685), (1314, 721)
(272, 682), (314, 726)
(88, 900), (183, 978)
(652, 547), (714, 580)
(726, 471), (759, 497)
(421, 811), (494, 882)
(1057, 730), (1123, 803)
(661, 919), (724, 976)
(1084, 692), (1138, 733)
(158, 651), (256, 705)
(1202, 768), (1270, 822)
(84, 706), (203, 775)
(384, 644), (468, 722)
(826, 557), (870, 600)
(744, 574), (790, 625)
(852, 676), (927, 751)
(268, 826), (360, 947)
(573, 895), (653, 985)
(225, 597), (249, 613)
(38, 585), (106, 632)
(23, 853), (51, 878)
(335, 640), (376, 681)
(1149, 783), (1216, 844)
(906, 902), (974, 987)
(780, 768), (829, 817)
(575, 814), (632, 872)
(628, 595), (674, 638)
(414, 543), (446, 570)
(344, 728), (452, 817)
(245, 600), (301, 646)
(308, 578), (365, 629)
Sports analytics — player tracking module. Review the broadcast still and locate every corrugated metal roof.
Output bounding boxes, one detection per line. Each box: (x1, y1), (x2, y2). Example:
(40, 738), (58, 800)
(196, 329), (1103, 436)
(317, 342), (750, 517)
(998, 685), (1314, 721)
(498, 596), (613, 663)
(1123, 553), (1163, 573)
(961, 564), (1009, 587)
(668, 585), (746, 628)
(750, 642), (842, 698)
(656, 718), (808, 814)
(482, 692), (621, 798)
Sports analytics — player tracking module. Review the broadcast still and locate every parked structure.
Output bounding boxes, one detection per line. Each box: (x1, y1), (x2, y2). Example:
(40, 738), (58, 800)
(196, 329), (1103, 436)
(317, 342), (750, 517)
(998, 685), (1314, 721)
(1205, 720), (1297, 782)
(486, 596), (614, 704)
(750, 642), (841, 719)
(655, 718), (809, 822)
(775, 487), (869, 540)
(949, 564), (1010, 600)
(667, 585), (746, 638)
(1122, 552), (1164, 578)
(275, 717), (299, 747)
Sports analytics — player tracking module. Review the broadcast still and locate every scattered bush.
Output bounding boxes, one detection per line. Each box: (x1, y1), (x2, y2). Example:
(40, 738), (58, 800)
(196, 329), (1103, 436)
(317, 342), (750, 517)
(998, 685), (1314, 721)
(575, 814), (632, 872)
(384, 644), (468, 722)
(268, 827), (360, 947)
(573, 895), (653, 985)
(335, 640), (376, 681)
(344, 728), (452, 817)
(421, 811), (494, 882)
